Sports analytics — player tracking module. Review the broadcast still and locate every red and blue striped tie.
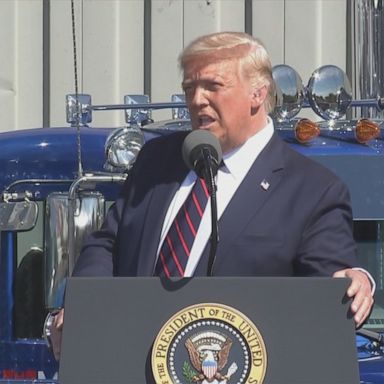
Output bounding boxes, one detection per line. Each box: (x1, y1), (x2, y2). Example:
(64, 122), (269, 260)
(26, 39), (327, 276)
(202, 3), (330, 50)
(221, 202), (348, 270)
(155, 177), (209, 277)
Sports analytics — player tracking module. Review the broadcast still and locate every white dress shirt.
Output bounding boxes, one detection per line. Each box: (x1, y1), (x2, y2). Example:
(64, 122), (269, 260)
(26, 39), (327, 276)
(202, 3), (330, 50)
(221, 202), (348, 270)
(156, 119), (274, 276)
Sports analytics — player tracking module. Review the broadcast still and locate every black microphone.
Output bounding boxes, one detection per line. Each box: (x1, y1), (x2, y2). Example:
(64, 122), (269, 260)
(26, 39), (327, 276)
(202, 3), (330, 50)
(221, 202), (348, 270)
(182, 129), (222, 276)
(182, 130), (222, 180)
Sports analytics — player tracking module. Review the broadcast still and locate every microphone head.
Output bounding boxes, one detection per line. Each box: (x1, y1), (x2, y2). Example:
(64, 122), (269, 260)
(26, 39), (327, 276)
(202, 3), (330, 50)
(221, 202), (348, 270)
(182, 130), (223, 178)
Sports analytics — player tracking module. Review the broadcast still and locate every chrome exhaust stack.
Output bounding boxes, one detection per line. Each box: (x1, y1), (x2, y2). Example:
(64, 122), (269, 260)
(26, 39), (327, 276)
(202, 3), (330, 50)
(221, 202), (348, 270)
(44, 190), (106, 309)
(349, 0), (384, 118)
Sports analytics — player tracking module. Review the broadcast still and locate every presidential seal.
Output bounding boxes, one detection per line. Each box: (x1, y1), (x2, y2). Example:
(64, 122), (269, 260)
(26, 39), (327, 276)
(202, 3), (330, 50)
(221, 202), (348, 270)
(151, 303), (267, 384)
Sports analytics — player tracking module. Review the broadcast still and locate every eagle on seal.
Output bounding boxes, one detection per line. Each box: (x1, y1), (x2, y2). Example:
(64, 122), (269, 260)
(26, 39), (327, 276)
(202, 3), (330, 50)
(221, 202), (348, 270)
(185, 335), (236, 382)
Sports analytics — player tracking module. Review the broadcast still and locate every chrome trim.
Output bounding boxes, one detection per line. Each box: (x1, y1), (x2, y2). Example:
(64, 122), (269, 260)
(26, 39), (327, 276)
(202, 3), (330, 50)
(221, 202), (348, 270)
(0, 200), (38, 231)
(171, 94), (190, 120)
(67, 174), (127, 275)
(124, 94), (151, 126)
(66, 94), (92, 126)
(143, 118), (191, 131)
(352, 0), (384, 118)
(45, 190), (107, 309)
(43, 310), (60, 350)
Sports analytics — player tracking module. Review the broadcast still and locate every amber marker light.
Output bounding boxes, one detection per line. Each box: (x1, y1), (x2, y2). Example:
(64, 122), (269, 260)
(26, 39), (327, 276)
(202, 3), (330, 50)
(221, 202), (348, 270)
(355, 119), (381, 144)
(295, 118), (321, 143)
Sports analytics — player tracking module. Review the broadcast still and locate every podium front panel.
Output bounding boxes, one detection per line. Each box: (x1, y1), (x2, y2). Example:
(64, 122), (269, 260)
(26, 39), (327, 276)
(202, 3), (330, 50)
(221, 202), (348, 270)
(59, 277), (359, 384)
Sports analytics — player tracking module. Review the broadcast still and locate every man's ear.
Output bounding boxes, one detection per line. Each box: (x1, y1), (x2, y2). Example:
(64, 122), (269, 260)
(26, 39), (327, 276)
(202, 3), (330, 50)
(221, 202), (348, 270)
(251, 85), (268, 108)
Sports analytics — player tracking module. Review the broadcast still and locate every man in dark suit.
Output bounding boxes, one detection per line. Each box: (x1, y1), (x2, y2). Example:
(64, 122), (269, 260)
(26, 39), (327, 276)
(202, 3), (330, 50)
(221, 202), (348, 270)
(50, 32), (374, 359)
(75, 130), (360, 278)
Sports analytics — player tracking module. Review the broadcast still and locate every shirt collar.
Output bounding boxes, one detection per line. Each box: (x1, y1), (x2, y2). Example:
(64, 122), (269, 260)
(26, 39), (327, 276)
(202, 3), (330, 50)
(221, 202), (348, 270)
(221, 117), (274, 180)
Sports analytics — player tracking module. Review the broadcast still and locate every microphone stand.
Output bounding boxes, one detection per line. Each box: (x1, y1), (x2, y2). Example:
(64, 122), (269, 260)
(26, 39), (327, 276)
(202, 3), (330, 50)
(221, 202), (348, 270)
(201, 148), (219, 276)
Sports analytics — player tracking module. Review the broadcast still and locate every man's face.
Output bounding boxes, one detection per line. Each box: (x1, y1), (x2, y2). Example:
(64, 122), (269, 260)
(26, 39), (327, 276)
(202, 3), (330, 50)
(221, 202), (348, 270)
(182, 58), (256, 153)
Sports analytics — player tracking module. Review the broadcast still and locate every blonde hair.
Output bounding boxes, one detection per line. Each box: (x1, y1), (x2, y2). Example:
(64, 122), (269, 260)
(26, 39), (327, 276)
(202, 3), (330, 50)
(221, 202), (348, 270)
(179, 32), (275, 113)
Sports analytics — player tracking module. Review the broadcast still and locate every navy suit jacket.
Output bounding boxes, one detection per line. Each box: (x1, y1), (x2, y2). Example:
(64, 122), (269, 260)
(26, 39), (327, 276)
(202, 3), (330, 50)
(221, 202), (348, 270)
(73, 131), (359, 277)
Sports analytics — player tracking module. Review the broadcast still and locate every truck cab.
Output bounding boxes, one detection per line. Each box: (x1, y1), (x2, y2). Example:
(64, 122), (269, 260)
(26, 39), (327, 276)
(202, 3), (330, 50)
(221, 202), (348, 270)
(0, 65), (383, 383)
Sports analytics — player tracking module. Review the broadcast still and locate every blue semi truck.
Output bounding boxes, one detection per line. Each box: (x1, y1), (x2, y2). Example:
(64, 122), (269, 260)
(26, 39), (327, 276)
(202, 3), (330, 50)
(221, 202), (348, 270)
(0, 65), (383, 382)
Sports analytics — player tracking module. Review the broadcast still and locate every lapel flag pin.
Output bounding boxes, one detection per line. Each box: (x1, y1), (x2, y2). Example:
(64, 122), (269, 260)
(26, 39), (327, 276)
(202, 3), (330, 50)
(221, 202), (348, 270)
(260, 179), (270, 191)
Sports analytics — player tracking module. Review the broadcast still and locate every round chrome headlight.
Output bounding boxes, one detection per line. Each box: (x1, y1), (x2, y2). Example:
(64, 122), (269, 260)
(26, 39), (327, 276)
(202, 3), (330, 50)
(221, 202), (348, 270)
(104, 126), (144, 171)
(272, 65), (305, 121)
(307, 65), (352, 120)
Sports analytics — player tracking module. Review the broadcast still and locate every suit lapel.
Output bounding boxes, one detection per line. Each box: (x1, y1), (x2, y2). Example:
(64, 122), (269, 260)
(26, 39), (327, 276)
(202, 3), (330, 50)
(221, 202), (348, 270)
(195, 133), (286, 275)
(136, 145), (189, 275)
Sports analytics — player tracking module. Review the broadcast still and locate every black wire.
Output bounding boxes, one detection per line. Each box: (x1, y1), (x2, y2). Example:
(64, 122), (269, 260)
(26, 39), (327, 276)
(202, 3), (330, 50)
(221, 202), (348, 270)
(70, 0), (83, 177)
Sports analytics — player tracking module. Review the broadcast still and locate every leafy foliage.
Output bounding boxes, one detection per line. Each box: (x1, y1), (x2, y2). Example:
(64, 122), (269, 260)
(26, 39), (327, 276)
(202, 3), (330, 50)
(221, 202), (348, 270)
(182, 361), (198, 383)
